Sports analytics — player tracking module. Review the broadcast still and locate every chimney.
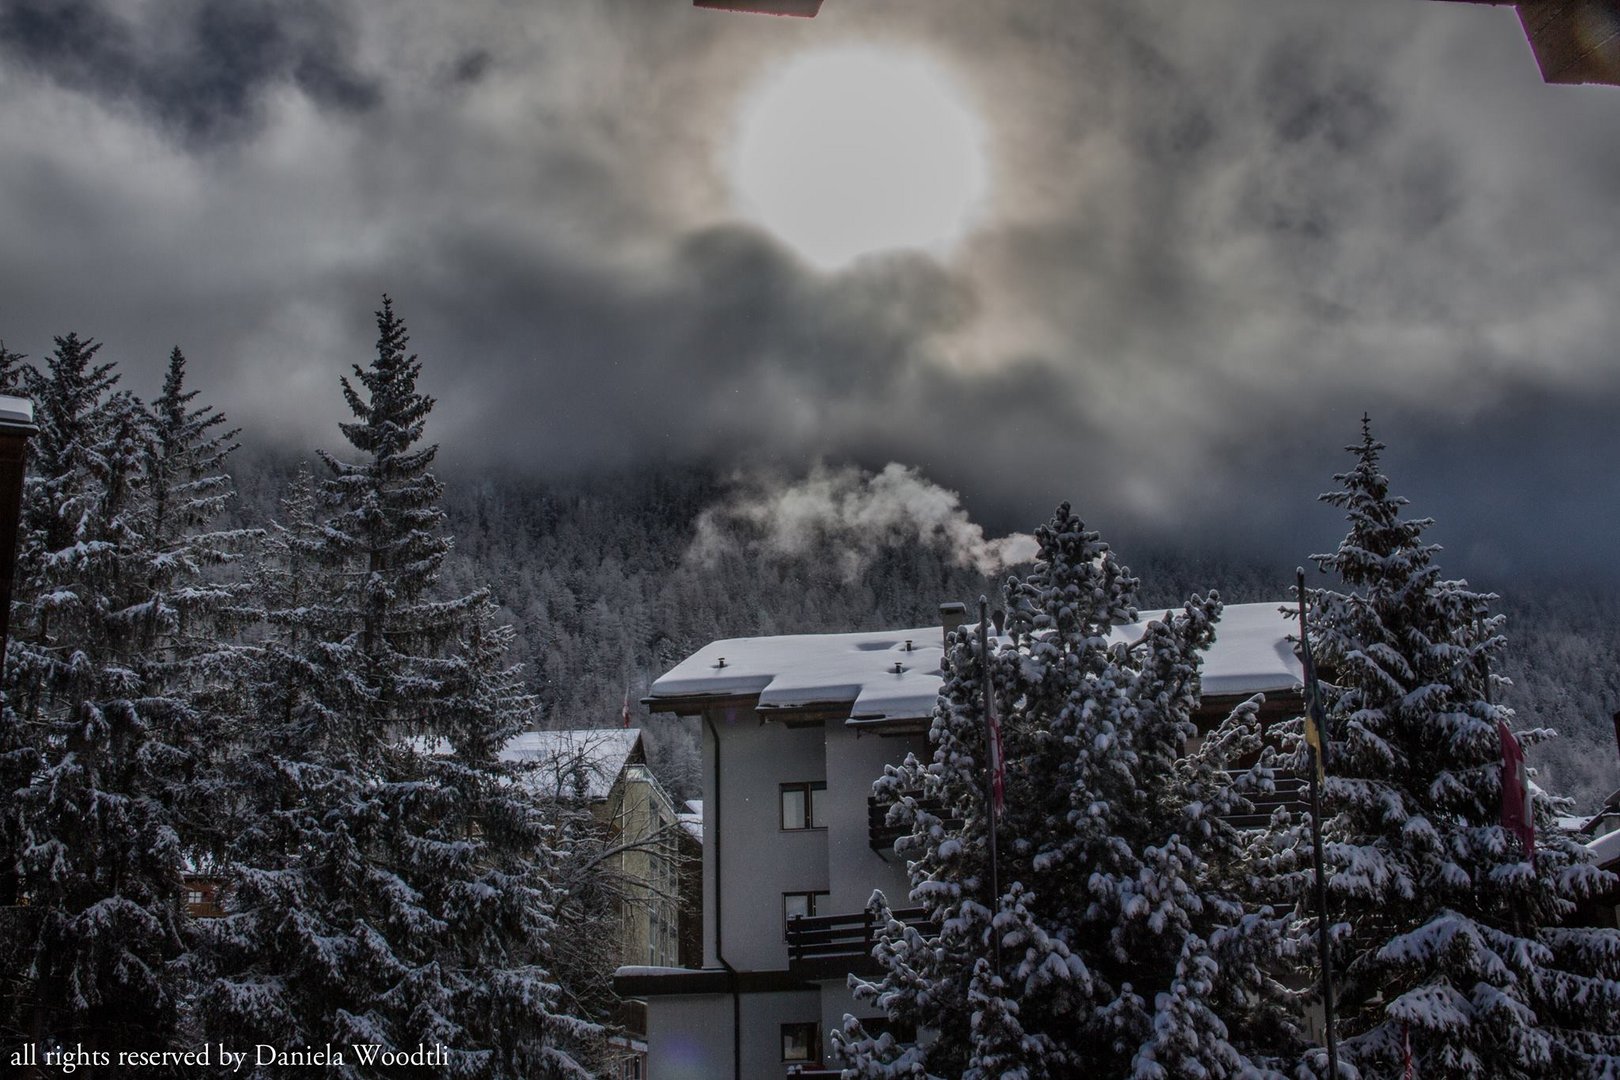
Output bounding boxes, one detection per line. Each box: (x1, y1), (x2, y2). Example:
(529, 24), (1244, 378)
(939, 601), (967, 650)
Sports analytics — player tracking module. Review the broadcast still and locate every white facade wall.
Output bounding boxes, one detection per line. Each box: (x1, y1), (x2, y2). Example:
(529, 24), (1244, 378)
(646, 989), (824, 1080)
(706, 706), (829, 972)
(671, 705), (930, 1077)
(645, 995), (729, 1080)
(822, 723), (926, 915)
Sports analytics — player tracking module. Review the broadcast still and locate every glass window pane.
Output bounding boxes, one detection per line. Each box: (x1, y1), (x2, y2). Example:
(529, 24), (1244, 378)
(782, 1023), (816, 1062)
(781, 787), (807, 829)
(784, 893), (810, 921)
(808, 783), (826, 828)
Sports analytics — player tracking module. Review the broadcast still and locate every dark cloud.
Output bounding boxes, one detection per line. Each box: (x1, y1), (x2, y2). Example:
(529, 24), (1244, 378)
(0, 0), (1616, 579)
(0, 0), (377, 144)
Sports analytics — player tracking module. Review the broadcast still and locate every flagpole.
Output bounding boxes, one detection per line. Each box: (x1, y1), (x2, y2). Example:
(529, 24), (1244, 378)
(977, 596), (1002, 973)
(1298, 569), (1341, 1079)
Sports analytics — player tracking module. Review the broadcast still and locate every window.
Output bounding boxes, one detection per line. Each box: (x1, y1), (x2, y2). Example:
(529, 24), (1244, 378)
(185, 889), (206, 906)
(780, 782), (827, 830)
(783, 890), (829, 935)
(781, 1022), (821, 1063)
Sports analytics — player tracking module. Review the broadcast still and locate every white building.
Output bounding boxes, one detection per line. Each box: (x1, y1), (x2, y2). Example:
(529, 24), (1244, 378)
(617, 601), (1305, 1079)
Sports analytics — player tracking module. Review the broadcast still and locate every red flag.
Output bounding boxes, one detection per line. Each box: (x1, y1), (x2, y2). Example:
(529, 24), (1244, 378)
(986, 681), (1005, 814)
(622, 689), (633, 729)
(1403, 1022), (1415, 1079)
(1498, 721), (1535, 867)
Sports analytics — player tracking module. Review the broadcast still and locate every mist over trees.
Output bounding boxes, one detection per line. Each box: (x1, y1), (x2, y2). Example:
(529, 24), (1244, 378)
(223, 447), (1620, 811)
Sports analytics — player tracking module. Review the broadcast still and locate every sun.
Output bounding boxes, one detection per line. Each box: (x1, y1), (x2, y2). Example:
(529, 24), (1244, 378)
(729, 47), (990, 270)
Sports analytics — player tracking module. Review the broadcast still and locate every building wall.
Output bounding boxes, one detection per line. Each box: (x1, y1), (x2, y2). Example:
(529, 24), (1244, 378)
(818, 977), (896, 1063)
(645, 995), (732, 1080)
(823, 723), (926, 916)
(706, 706), (829, 972)
(646, 988), (823, 1080)
(615, 766), (681, 968)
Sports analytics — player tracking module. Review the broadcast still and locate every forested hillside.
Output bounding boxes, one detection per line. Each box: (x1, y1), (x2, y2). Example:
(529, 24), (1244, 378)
(229, 449), (1620, 811)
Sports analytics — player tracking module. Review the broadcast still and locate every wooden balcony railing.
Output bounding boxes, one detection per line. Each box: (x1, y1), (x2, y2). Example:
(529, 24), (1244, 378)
(867, 795), (961, 851)
(868, 775), (1305, 851)
(787, 906), (933, 976)
(1219, 774), (1310, 829)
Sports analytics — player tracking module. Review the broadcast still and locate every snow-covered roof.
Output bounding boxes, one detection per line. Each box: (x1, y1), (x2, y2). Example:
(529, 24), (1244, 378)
(501, 727), (642, 801)
(649, 602), (1302, 724)
(0, 394), (34, 430)
(652, 626), (946, 722)
(677, 798), (703, 843)
(1150, 601), (1300, 698)
(1590, 827), (1620, 870)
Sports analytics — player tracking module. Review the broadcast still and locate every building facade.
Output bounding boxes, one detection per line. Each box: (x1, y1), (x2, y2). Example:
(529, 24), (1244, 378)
(618, 602), (1305, 1079)
(503, 728), (701, 1078)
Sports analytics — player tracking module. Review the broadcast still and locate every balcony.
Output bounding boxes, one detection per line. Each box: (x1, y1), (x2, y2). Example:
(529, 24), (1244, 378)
(1220, 774), (1310, 829)
(867, 794), (960, 852)
(786, 906), (933, 978)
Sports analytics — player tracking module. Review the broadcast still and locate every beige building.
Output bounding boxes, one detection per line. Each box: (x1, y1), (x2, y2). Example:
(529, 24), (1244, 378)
(502, 728), (701, 1079)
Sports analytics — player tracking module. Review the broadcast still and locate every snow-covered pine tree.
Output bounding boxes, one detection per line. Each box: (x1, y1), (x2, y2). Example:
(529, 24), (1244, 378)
(2, 336), (189, 1054)
(201, 299), (599, 1078)
(133, 347), (256, 856)
(0, 338), (32, 1034)
(1302, 418), (1620, 1078)
(835, 503), (1294, 1079)
(0, 340), (23, 391)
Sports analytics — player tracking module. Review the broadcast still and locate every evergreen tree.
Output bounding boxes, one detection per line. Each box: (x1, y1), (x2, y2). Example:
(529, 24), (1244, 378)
(1, 336), (187, 1054)
(0, 341), (23, 392)
(835, 504), (1294, 1078)
(134, 347), (255, 857)
(1300, 418), (1620, 1078)
(202, 299), (599, 1078)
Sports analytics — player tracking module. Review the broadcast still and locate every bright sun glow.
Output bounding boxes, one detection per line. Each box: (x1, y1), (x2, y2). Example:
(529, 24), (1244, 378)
(730, 47), (989, 270)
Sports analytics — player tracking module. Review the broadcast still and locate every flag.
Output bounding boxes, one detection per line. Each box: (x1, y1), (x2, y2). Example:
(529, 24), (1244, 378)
(622, 688), (633, 729)
(1498, 720), (1535, 867)
(1402, 1021), (1415, 1079)
(986, 676), (1005, 814)
(1302, 691), (1327, 787)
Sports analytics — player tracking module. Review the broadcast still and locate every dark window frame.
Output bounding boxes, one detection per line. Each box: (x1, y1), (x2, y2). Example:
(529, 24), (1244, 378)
(782, 890), (830, 936)
(779, 781), (828, 831)
(781, 1021), (822, 1064)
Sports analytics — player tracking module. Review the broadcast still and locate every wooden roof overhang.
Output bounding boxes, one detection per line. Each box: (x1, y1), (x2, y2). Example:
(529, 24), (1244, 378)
(646, 686), (1302, 735)
(644, 691), (931, 732)
(614, 966), (819, 998)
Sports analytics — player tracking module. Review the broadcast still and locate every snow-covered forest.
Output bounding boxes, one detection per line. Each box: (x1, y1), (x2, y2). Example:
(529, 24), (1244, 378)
(231, 439), (1620, 813)
(2, 303), (1618, 1076)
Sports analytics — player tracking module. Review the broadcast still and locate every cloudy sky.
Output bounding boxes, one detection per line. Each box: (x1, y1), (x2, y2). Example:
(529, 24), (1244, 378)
(1, 0), (1616, 579)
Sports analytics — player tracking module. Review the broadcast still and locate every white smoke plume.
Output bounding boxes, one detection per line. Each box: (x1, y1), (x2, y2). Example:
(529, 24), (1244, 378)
(688, 462), (1038, 580)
